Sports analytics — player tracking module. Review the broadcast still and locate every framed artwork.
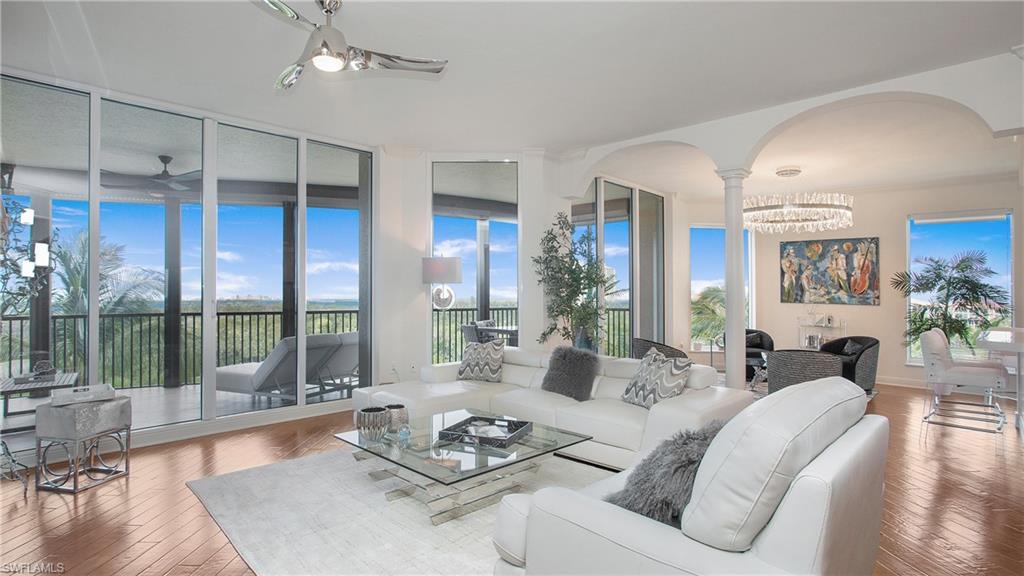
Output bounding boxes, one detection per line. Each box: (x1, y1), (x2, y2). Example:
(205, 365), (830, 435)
(780, 237), (880, 305)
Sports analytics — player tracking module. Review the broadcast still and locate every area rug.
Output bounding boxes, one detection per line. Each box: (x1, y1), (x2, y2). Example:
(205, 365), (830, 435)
(187, 448), (613, 575)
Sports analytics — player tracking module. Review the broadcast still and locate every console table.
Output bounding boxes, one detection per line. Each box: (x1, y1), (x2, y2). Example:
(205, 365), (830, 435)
(976, 328), (1023, 434)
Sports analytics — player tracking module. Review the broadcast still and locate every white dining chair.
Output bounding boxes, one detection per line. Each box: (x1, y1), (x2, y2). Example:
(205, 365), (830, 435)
(919, 327), (1009, 432)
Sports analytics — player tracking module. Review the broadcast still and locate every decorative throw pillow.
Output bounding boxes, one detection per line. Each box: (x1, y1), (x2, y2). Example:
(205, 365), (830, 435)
(621, 348), (692, 409)
(842, 340), (863, 356)
(458, 340), (505, 382)
(604, 420), (725, 527)
(541, 346), (600, 401)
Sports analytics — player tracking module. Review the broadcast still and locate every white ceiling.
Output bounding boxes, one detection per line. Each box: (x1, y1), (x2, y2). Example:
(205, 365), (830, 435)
(1, 1), (1021, 154)
(433, 161), (518, 203)
(594, 97), (1020, 200)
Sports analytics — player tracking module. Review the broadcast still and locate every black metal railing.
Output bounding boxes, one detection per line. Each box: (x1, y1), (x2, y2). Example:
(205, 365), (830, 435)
(605, 307), (631, 358)
(0, 309), (360, 388)
(431, 307), (518, 364)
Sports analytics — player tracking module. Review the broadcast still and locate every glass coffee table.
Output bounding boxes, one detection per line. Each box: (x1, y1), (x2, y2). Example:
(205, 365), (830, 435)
(335, 409), (591, 525)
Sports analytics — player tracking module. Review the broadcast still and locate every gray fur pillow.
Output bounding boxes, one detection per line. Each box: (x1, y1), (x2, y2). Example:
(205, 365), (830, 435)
(541, 346), (600, 401)
(604, 420), (725, 527)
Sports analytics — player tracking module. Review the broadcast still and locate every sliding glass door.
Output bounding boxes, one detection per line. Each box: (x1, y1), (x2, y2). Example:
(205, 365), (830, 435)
(99, 99), (203, 426)
(305, 140), (371, 403)
(636, 190), (665, 343)
(0, 77), (90, 429)
(216, 125), (298, 416)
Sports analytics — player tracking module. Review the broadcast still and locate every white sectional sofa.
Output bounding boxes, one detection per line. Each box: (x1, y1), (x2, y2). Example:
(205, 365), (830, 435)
(353, 347), (753, 470)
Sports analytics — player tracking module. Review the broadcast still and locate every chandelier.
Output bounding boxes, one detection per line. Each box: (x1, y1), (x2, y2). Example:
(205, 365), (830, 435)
(743, 166), (853, 234)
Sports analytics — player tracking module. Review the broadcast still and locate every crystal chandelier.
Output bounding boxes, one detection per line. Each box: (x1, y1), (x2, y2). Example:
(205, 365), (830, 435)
(743, 167), (853, 234)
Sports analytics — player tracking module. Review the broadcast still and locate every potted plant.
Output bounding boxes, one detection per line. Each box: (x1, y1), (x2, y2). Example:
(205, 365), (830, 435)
(890, 250), (1010, 351)
(532, 212), (610, 351)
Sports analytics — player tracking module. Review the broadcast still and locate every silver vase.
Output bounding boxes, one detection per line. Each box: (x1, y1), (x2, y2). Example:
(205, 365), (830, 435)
(385, 404), (409, 434)
(355, 407), (389, 442)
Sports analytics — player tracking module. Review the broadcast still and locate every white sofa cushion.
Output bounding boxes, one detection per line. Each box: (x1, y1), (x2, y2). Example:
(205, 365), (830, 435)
(369, 381), (517, 418)
(490, 388), (579, 426)
(680, 377), (867, 552)
(501, 363), (544, 388)
(504, 347), (545, 368)
(556, 399), (648, 451)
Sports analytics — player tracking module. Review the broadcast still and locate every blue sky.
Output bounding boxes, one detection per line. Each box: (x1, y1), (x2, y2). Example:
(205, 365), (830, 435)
(45, 202), (364, 304)
(908, 216), (1012, 304)
(690, 227), (750, 297)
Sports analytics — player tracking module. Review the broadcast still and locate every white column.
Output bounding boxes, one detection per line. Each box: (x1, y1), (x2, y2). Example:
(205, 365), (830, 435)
(718, 168), (750, 389)
(87, 93), (100, 386)
(201, 119), (218, 420)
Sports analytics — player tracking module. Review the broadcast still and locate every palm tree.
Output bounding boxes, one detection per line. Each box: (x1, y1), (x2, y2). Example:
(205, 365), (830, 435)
(690, 286), (726, 346)
(890, 250), (1010, 350)
(51, 230), (165, 382)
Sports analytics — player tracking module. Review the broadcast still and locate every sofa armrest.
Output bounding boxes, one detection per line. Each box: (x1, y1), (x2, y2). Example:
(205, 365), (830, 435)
(639, 386), (754, 456)
(420, 362), (461, 383)
(525, 487), (782, 575)
(687, 364), (717, 390)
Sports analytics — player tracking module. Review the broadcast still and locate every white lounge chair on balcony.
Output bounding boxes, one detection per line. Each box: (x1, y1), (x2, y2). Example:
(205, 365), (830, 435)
(216, 334), (343, 406)
(311, 332), (360, 398)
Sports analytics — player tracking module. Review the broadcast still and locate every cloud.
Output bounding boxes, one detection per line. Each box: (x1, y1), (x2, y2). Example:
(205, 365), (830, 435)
(53, 205), (88, 217)
(434, 238), (476, 257)
(691, 279), (725, 296)
(604, 244), (629, 257)
(309, 286), (360, 300)
(490, 286), (518, 301)
(217, 250), (242, 262)
(490, 242), (516, 253)
(308, 260), (359, 275)
(214, 272), (255, 297)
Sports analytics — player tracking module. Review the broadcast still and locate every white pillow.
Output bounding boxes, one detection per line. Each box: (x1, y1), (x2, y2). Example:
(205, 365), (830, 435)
(680, 377), (867, 551)
(621, 348), (692, 409)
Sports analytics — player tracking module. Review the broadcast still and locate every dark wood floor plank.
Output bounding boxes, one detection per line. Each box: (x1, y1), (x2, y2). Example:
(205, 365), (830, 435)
(2, 389), (1020, 576)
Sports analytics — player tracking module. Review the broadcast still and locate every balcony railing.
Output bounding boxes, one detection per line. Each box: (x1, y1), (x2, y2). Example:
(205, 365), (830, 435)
(430, 306), (630, 364)
(2, 305), (631, 386)
(1, 310), (359, 387)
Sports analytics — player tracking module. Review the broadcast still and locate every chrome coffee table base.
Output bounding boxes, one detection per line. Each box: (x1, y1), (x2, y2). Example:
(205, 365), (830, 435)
(1, 440), (29, 495)
(353, 449), (542, 525)
(36, 427), (130, 493)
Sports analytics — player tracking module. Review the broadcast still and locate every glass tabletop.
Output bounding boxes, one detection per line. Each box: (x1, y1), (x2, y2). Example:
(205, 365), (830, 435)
(335, 409), (591, 485)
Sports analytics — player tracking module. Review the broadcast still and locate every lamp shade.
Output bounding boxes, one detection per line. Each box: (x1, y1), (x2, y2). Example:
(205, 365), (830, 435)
(422, 256), (462, 284)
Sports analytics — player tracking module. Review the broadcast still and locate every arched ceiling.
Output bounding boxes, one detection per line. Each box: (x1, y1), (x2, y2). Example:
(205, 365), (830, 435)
(1, 1), (1020, 153)
(593, 98), (1019, 200)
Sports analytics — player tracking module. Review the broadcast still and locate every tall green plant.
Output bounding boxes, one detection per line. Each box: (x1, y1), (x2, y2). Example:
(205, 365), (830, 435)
(690, 286), (726, 344)
(890, 250), (1009, 350)
(532, 212), (609, 345)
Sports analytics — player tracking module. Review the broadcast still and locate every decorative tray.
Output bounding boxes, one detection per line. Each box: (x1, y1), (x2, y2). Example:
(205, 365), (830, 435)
(438, 416), (533, 449)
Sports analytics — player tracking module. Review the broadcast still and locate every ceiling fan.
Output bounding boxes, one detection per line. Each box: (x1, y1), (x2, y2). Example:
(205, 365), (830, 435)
(254, 0), (448, 90)
(101, 155), (201, 195)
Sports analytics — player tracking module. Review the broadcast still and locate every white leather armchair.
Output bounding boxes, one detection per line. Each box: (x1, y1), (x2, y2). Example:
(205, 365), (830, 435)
(920, 327), (1009, 432)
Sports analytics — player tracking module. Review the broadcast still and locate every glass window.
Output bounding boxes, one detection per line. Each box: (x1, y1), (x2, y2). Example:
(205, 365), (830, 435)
(305, 140), (371, 403)
(99, 99), (203, 427)
(1, 77), (90, 427)
(603, 181), (633, 357)
(689, 227), (750, 352)
(431, 162), (518, 363)
(216, 125), (297, 416)
(636, 190), (665, 343)
(906, 213), (1013, 361)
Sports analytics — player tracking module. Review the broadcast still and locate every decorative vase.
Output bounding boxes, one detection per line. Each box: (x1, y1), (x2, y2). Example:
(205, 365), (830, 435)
(385, 404), (409, 434)
(574, 327), (596, 352)
(355, 407), (389, 442)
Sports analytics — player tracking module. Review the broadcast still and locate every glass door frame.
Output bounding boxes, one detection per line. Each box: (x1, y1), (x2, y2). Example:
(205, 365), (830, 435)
(592, 176), (668, 355)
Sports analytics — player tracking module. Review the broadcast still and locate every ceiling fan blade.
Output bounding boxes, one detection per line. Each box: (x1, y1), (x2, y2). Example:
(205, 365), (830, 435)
(251, 0), (315, 30)
(276, 61), (306, 90)
(169, 169), (203, 182)
(346, 46), (447, 74)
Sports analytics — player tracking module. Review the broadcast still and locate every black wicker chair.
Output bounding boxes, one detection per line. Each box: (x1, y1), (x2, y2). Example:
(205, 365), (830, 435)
(630, 338), (688, 360)
(819, 336), (880, 393)
(767, 349), (844, 394)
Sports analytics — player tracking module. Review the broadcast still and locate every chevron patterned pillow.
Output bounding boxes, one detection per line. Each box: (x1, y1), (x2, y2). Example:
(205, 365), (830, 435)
(457, 340), (505, 382)
(622, 348), (693, 409)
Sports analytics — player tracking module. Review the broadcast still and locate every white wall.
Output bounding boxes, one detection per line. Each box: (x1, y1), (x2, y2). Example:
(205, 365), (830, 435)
(752, 176), (1020, 388)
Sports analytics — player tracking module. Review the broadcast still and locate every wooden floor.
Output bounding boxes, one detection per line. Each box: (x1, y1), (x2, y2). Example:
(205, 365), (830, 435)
(0, 384), (1020, 575)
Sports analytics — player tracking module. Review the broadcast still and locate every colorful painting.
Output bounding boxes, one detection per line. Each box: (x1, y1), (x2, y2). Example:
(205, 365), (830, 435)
(780, 237), (880, 305)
